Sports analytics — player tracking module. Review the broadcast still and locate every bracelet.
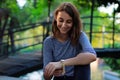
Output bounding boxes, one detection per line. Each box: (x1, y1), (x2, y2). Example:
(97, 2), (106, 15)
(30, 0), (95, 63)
(60, 59), (65, 75)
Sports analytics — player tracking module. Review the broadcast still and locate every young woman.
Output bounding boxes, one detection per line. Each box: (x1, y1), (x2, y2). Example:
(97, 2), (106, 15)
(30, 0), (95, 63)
(43, 2), (97, 80)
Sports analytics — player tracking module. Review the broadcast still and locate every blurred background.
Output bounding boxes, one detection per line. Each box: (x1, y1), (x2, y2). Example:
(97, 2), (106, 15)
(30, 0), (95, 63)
(0, 0), (120, 80)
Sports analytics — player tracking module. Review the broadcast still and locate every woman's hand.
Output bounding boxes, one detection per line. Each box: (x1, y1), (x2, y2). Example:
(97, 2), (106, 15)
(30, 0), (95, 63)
(53, 69), (63, 76)
(43, 74), (53, 80)
(44, 62), (62, 79)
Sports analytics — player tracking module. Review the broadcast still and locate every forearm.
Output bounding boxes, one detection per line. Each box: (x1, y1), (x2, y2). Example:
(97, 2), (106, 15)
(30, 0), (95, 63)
(63, 52), (96, 66)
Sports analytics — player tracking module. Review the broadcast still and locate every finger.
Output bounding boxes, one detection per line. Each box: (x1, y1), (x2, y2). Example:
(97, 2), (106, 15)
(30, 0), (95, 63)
(53, 69), (63, 76)
(49, 65), (55, 76)
(45, 63), (55, 76)
(44, 71), (53, 80)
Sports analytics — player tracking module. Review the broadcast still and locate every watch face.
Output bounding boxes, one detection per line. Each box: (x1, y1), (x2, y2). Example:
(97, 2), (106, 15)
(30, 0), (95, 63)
(61, 60), (65, 62)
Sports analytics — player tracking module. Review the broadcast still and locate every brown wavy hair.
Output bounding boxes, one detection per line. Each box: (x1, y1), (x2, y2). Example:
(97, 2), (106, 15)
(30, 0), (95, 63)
(52, 2), (82, 46)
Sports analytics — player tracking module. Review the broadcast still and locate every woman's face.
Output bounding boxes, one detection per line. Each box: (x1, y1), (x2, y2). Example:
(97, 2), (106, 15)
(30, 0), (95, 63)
(56, 11), (73, 35)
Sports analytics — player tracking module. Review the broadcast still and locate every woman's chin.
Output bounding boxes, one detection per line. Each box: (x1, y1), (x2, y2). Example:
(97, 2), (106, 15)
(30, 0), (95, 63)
(60, 30), (68, 34)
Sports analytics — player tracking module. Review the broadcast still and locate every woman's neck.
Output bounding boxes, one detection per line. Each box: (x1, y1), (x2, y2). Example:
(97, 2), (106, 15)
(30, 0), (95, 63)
(57, 33), (69, 43)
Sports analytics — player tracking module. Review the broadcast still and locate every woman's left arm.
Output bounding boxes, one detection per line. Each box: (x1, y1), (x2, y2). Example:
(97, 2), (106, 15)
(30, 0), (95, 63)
(62, 52), (96, 66)
(45, 52), (96, 76)
(64, 32), (97, 66)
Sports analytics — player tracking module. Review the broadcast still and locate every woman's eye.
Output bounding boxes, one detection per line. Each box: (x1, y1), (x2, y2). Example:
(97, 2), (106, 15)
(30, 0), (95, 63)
(58, 18), (65, 22)
(67, 20), (72, 24)
(59, 20), (63, 22)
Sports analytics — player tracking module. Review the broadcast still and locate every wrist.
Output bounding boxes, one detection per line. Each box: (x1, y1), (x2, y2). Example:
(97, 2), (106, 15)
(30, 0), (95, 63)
(60, 59), (65, 75)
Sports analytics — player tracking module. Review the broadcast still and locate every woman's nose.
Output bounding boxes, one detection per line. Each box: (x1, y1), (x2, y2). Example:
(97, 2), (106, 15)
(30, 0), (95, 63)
(62, 22), (66, 27)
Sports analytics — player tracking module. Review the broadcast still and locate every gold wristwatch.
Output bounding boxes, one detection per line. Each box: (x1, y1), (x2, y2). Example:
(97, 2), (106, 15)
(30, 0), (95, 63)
(60, 59), (65, 75)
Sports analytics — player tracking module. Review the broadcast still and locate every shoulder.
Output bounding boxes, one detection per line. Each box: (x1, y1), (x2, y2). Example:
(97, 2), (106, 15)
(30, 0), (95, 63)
(79, 31), (88, 39)
(43, 36), (55, 49)
(79, 31), (90, 44)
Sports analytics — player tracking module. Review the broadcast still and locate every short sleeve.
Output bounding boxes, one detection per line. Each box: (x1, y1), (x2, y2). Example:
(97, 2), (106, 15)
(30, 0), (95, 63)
(43, 36), (54, 68)
(79, 32), (96, 55)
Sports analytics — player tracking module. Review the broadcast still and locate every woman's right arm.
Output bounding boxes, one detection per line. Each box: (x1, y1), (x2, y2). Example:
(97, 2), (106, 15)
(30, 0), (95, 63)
(43, 37), (54, 80)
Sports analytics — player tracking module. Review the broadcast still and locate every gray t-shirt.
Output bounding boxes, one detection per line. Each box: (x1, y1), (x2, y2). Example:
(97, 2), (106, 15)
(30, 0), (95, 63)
(43, 32), (96, 76)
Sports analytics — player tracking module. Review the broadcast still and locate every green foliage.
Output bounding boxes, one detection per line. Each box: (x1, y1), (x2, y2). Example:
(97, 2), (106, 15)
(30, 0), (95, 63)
(1, 0), (120, 52)
(104, 58), (120, 74)
(21, 0), (48, 23)
(19, 44), (42, 54)
(0, 0), (49, 25)
(103, 42), (120, 74)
